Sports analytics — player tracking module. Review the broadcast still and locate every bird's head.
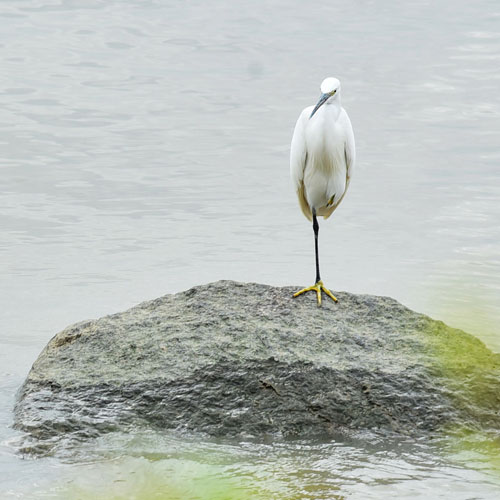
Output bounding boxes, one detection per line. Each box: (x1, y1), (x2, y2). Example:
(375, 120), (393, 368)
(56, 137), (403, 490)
(310, 77), (341, 119)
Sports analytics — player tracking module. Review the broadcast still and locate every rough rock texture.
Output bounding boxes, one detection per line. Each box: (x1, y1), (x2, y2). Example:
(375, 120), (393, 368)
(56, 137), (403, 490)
(14, 281), (500, 455)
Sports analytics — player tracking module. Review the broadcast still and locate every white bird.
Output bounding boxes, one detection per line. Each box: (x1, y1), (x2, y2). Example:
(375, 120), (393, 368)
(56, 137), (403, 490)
(290, 77), (355, 305)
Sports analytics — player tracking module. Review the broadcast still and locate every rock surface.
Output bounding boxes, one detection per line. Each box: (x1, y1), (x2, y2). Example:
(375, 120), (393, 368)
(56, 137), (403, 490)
(14, 281), (500, 455)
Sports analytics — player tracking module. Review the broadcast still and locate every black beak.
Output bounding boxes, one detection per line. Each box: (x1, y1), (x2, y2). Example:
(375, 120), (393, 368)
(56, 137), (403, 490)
(310, 93), (330, 119)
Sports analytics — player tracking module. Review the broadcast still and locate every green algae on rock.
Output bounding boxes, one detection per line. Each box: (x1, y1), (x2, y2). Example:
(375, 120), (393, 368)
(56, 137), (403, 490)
(14, 281), (500, 455)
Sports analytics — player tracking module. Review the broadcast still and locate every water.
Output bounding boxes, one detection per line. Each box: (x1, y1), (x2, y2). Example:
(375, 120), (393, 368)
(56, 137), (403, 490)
(1, 0), (499, 497)
(3, 432), (500, 499)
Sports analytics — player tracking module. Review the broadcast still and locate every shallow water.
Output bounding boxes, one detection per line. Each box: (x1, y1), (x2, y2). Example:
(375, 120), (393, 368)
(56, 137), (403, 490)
(1, 0), (500, 498)
(3, 431), (500, 500)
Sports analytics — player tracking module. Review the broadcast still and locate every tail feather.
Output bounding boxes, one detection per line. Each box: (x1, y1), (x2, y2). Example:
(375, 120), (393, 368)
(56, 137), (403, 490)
(317, 205), (336, 219)
(297, 183), (338, 221)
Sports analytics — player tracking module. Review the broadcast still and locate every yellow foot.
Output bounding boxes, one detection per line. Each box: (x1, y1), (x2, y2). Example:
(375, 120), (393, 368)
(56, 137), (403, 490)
(293, 280), (338, 306)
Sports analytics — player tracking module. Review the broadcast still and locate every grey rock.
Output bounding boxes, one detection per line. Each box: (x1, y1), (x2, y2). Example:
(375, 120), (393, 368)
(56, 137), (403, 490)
(14, 281), (500, 455)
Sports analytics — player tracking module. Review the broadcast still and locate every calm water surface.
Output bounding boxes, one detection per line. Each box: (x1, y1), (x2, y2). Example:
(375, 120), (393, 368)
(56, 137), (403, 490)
(1, 0), (500, 498)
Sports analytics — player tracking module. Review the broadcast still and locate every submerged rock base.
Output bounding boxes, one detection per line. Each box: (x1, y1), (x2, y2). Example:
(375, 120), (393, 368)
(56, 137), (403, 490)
(14, 281), (500, 455)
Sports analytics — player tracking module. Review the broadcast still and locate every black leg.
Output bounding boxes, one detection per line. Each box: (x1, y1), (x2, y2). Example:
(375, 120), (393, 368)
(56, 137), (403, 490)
(293, 209), (337, 304)
(313, 209), (320, 284)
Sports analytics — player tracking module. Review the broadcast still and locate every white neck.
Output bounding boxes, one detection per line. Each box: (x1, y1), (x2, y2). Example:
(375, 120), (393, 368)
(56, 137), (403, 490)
(325, 96), (341, 120)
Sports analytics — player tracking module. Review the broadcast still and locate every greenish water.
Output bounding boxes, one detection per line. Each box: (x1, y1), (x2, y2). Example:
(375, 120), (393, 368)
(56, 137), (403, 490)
(1, 0), (500, 497)
(4, 432), (500, 499)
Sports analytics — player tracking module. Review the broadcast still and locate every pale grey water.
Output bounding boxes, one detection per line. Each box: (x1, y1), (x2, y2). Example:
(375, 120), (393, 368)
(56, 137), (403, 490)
(1, 0), (500, 498)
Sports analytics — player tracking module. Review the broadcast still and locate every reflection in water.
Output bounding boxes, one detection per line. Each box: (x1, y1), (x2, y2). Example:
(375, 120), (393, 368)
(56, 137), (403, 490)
(1, 0), (500, 498)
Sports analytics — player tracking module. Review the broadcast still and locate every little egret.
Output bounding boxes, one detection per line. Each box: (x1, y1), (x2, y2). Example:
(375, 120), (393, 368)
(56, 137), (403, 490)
(290, 77), (355, 306)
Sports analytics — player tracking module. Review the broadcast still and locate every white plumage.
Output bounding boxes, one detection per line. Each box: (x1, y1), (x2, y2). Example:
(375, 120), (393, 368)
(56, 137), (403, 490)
(290, 77), (355, 305)
(290, 77), (355, 221)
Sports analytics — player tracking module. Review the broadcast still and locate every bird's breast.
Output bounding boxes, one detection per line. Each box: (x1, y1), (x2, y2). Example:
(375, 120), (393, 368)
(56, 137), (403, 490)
(302, 114), (347, 211)
(305, 119), (346, 175)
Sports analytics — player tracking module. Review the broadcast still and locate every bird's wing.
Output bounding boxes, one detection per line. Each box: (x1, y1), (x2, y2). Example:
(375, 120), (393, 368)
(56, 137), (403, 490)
(290, 109), (313, 220)
(290, 108), (309, 192)
(343, 111), (356, 187)
(322, 111), (355, 220)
